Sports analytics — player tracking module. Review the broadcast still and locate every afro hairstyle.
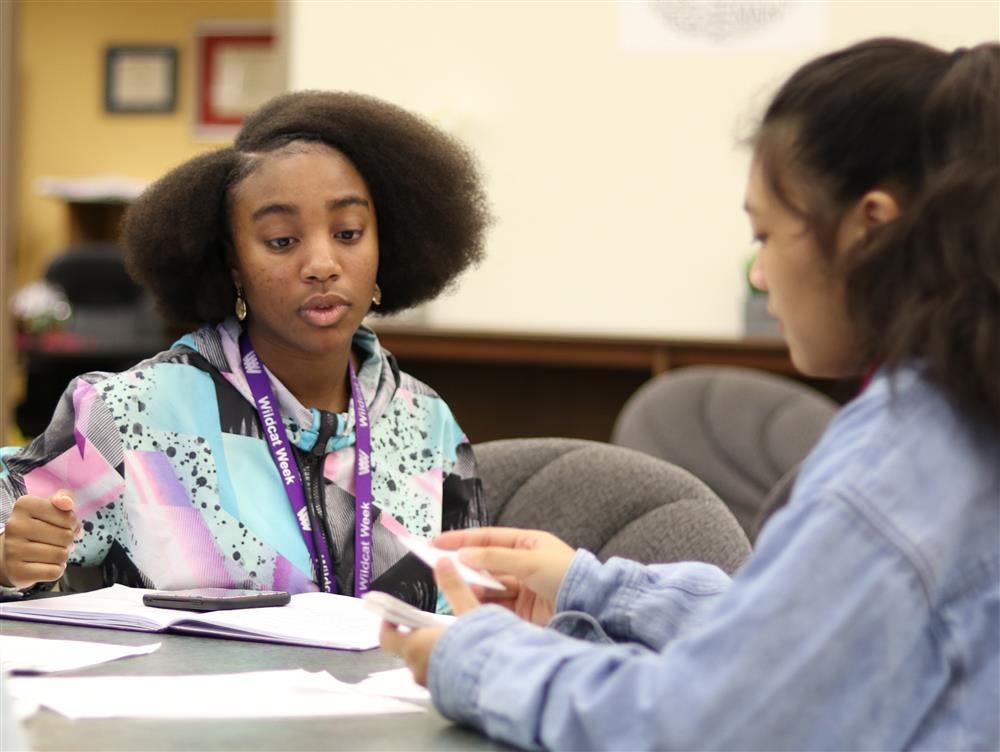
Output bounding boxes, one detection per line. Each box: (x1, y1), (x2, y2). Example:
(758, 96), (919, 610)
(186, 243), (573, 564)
(123, 90), (491, 324)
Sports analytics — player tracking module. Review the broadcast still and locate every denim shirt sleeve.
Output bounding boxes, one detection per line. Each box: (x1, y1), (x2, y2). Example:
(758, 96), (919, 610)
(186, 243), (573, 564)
(552, 550), (731, 649)
(427, 490), (941, 751)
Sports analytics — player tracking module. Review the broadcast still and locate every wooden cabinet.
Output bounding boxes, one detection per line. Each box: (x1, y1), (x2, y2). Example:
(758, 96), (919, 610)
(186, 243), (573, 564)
(373, 327), (853, 444)
(65, 199), (129, 246)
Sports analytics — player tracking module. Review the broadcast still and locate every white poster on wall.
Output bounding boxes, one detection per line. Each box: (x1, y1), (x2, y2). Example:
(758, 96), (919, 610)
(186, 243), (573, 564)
(621, 0), (829, 52)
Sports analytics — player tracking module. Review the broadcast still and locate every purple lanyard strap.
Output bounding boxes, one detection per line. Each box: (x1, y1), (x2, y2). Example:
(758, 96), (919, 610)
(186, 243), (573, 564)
(239, 333), (374, 597)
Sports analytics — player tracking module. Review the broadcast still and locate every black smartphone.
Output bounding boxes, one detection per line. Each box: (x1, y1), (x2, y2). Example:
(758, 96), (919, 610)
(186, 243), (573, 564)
(141, 588), (291, 612)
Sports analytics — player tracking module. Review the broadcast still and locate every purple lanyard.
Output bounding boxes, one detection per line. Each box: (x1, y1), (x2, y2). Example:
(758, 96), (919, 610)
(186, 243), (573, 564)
(239, 333), (374, 597)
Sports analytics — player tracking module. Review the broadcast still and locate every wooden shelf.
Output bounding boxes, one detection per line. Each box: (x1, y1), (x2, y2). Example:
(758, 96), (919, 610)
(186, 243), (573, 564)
(67, 200), (128, 245)
(376, 327), (796, 376)
(370, 326), (840, 444)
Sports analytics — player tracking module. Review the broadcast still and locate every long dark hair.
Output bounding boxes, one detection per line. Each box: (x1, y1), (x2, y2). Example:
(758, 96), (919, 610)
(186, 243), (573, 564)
(754, 39), (1000, 432)
(754, 39), (951, 247)
(848, 165), (1000, 432)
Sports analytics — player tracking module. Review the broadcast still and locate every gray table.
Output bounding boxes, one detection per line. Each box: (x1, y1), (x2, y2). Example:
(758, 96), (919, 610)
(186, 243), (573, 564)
(1, 619), (509, 751)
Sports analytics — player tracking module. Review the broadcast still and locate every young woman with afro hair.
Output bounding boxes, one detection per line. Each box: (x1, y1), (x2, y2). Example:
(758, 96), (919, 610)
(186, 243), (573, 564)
(0, 91), (492, 610)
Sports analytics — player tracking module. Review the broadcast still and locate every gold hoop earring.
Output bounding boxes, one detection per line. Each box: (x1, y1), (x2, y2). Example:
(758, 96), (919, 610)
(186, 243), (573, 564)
(235, 285), (247, 321)
(372, 283), (382, 306)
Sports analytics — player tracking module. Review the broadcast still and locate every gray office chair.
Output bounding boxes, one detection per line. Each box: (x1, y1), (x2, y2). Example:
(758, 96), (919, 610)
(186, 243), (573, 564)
(474, 438), (751, 575)
(611, 366), (839, 541)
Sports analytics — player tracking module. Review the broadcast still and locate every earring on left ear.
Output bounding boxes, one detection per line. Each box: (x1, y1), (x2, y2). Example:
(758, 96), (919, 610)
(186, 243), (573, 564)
(235, 285), (248, 321)
(372, 284), (382, 306)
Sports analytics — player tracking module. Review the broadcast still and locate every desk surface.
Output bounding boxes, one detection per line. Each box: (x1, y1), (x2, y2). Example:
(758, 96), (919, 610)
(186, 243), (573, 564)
(2, 619), (507, 751)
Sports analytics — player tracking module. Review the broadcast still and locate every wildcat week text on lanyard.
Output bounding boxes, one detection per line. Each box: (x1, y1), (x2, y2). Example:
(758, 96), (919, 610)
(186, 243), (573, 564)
(239, 332), (374, 596)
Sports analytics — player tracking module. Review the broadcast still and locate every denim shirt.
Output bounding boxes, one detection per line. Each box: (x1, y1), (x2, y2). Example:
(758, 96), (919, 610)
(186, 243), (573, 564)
(428, 367), (1000, 751)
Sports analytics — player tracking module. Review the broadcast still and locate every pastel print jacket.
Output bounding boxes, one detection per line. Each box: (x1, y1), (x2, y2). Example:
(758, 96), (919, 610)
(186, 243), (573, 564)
(0, 319), (486, 608)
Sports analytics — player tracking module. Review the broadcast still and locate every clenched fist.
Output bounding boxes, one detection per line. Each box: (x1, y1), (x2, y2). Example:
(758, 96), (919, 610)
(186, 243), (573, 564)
(0, 491), (80, 589)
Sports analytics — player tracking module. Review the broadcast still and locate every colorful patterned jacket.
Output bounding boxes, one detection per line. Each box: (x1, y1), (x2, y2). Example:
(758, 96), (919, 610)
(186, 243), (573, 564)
(0, 319), (486, 609)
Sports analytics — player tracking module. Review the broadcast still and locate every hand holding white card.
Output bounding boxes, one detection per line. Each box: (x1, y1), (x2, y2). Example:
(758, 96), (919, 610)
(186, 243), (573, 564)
(398, 536), (505, 590)
(361, 592), (452, 630)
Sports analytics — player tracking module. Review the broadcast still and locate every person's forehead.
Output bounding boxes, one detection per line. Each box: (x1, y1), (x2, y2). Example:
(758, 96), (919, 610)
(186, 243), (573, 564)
(744, 159), (770, 206)
(236, 146), (371, 200)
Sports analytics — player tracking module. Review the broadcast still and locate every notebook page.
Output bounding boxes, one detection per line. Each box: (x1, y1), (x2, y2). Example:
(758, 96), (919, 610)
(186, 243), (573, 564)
(175, 591), (383, 650)
(0, 584), (186, 632)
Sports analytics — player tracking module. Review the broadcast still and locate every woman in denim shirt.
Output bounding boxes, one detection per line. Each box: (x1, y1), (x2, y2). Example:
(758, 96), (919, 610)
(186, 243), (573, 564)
(382, 38), (1000, 751)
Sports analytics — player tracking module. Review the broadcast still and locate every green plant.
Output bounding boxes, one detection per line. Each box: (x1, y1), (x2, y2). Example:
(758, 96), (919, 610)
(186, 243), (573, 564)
(744, 255), (767, 296)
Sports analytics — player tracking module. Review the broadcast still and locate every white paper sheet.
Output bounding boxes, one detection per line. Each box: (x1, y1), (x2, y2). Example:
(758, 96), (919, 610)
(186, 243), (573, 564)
(355, 667), (431, 701)
(362, 591), (454, 630)
(7, 669), (424, 719)
(0, 635), (161, 675)
(398, 536), (505, 590)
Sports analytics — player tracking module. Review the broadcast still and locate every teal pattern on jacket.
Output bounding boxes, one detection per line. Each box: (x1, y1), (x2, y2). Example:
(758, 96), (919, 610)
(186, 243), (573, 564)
(1, 320), (486, 609)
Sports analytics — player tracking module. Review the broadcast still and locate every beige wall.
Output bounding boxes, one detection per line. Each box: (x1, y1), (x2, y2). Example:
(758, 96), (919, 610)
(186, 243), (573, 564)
(289, 0), (1000, 338)
(15, 0), (275, 288)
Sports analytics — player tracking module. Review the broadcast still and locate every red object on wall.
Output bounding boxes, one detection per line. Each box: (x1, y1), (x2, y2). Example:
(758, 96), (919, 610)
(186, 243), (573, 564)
(196, 31), (274, 128)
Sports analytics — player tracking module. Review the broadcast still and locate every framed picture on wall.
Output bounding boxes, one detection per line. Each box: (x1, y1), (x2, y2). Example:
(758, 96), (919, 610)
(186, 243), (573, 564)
(195, 23), (282, 139)
(104, 45), (178, 114)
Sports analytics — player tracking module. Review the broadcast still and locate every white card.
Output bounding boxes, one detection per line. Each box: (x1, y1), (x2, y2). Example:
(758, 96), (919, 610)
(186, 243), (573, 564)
(361, 591), (452, 630)
(398, 536), (505, 590)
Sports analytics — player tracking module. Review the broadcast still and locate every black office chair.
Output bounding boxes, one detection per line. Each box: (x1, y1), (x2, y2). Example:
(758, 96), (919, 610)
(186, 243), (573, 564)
(44, 241), (145, 307)
(15, 243), (167, 438)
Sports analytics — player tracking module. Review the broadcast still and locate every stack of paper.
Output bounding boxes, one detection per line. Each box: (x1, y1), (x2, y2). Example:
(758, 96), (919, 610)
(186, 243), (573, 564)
(7, 670), (424, 719)
(356, 668), (431, 701)
(0, 635), (160, 675)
